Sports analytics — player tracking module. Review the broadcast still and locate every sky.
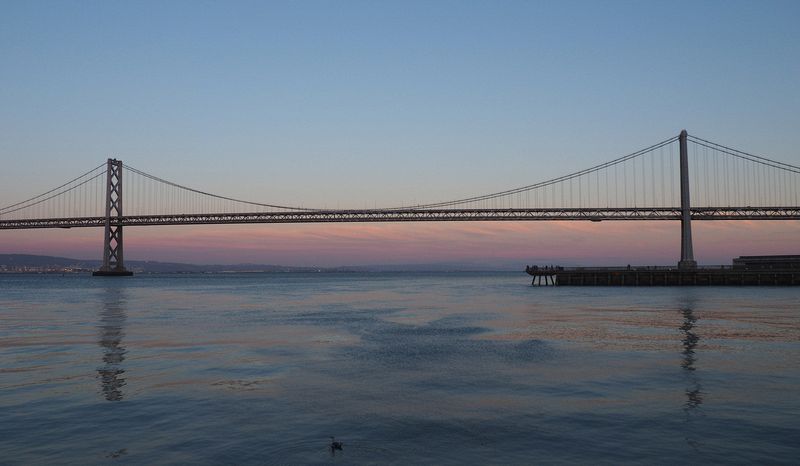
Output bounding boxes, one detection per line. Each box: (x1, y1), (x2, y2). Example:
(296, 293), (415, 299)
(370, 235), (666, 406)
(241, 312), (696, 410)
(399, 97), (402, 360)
(1, 0), (799, 267)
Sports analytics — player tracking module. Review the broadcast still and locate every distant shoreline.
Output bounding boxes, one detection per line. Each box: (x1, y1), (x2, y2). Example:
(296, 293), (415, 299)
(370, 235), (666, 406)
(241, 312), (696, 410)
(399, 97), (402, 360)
(0, 269), (519, 275)
(0, 255), (519, 274)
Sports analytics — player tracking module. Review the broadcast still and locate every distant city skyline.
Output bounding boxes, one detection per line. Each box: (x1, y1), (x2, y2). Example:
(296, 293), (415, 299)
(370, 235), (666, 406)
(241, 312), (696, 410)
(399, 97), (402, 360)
(2, 1), (798, 266)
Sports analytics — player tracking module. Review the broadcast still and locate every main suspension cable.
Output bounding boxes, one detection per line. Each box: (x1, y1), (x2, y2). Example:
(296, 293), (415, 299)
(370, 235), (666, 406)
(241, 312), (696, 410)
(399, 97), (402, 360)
(123, 164), (318, 212)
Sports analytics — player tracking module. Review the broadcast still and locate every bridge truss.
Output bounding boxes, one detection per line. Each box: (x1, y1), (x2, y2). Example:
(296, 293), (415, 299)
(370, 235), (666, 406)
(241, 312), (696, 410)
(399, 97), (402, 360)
(1, 206), (799, 230)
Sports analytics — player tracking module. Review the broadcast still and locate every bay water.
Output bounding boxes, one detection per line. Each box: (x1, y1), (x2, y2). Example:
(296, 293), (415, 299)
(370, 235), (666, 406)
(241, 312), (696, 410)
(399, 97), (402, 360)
(1, 273), (798, 464)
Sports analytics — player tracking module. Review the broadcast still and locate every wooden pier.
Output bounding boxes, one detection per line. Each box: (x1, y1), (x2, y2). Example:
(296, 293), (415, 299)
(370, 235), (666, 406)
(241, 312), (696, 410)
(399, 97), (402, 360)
(527, 256), (800, 286)
(553, 268), (798, 286)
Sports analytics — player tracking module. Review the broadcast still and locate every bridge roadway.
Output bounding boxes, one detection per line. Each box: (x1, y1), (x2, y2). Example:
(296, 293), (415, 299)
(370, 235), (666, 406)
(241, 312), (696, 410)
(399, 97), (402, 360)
(2, 206), (799, 229)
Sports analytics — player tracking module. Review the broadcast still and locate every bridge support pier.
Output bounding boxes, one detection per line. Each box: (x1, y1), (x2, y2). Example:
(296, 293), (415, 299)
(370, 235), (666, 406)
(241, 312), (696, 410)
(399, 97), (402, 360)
(678, 130), (697, 270)
(93, 159), (132, 276)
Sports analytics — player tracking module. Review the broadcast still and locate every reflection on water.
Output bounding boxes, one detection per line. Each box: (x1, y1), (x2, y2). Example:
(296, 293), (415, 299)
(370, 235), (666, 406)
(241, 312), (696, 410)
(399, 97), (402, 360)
(680, 307), (703, 407)
(97, 287), (127, 402)
(680, 308), (698, 372)
(680, 306), (704, 451)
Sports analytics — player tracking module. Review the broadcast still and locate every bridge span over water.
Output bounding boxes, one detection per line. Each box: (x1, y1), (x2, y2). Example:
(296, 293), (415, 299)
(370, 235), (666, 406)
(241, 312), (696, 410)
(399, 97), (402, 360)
(2, 131), (798, 275)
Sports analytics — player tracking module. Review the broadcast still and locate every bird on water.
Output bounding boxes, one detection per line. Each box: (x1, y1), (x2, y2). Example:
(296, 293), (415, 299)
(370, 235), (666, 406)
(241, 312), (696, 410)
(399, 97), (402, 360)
(330, 437), (343, 452)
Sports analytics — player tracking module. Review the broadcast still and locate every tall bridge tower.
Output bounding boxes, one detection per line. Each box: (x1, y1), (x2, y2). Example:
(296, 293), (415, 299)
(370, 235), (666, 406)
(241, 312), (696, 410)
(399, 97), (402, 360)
(678, 130), (697, 269)
(92, 159), (132, 276)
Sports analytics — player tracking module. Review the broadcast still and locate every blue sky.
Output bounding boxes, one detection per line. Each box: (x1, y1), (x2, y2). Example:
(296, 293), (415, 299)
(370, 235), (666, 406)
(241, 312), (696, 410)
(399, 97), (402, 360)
(1, 1), (798, 265)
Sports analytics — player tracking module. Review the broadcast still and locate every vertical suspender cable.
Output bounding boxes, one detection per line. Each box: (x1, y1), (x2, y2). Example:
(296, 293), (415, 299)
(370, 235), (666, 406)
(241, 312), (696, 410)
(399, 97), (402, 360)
(660, 147), (665, 207)
(623, 161), (627, 207)
(632, 157), (636, 207)
(670, 143), (675, 207)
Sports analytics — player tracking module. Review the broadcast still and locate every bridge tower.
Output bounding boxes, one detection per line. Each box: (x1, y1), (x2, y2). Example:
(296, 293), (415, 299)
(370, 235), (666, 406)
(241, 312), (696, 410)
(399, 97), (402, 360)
(678, 130), (697, 269)
(93, 158), (133, 276)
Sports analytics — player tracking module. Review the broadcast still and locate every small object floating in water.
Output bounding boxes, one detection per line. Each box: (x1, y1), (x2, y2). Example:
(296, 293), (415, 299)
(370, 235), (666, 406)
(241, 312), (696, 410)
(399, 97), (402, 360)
(330, 436), (343, 452)
(105, 448), (127, 459)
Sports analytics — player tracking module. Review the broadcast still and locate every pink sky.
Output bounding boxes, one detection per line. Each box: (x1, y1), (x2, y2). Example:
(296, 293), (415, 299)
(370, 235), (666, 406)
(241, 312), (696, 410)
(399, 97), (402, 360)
(1, 221), (797, 267)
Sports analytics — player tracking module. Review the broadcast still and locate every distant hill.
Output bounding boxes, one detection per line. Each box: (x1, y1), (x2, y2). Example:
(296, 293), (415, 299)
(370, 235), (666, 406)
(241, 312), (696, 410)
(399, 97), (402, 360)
(0, 254), (344, 273)
(0, 254), (99, 269)
(0, 254), (520, 273)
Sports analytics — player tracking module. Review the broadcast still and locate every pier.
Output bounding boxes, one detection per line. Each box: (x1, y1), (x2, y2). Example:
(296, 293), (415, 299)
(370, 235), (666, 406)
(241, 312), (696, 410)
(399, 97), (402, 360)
(527, 256), (800, 286)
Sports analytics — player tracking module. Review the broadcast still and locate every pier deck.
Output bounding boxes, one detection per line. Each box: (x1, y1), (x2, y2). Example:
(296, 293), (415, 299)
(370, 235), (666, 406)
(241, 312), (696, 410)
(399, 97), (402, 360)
(552, 267), (799, 286)
(528, 255), (800, 286)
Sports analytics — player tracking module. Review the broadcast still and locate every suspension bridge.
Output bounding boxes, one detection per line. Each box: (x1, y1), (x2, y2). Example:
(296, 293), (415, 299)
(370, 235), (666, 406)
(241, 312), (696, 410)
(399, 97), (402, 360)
(1, 130), (798, 276)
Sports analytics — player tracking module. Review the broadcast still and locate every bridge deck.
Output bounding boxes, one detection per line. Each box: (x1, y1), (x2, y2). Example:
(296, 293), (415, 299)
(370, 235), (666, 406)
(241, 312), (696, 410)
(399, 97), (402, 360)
(2, 207), (799, 230)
